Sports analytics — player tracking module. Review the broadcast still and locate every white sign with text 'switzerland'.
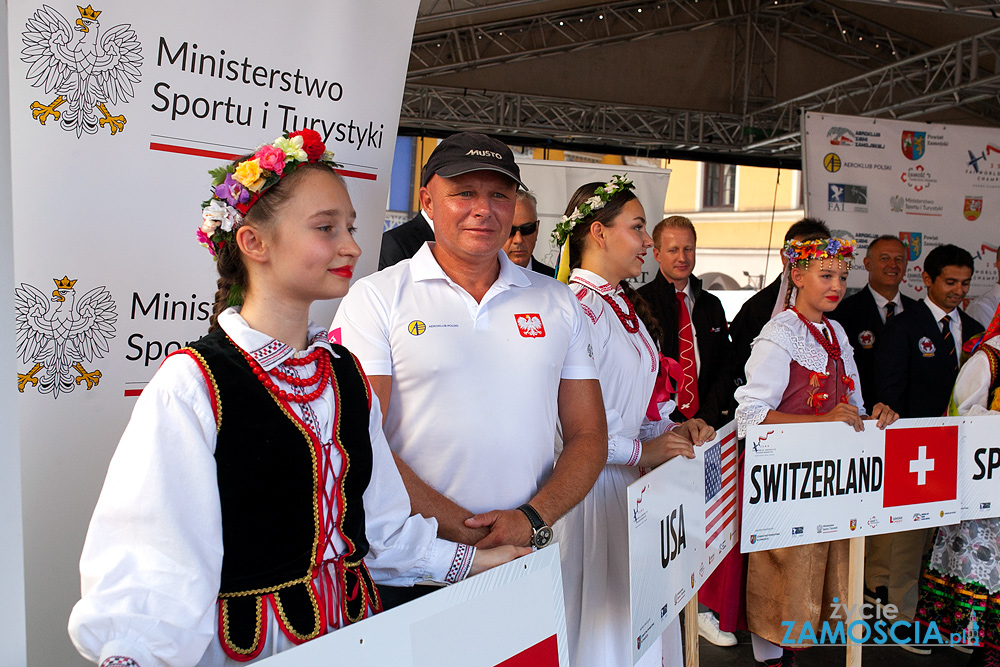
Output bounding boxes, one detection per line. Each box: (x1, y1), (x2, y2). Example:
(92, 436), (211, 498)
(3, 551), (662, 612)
(742, 418), (966, 553)
(628, 422), (738, 666)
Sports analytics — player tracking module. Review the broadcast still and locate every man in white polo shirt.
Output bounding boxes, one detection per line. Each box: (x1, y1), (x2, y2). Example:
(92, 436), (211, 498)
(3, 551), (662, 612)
(332, 132), (607, 608)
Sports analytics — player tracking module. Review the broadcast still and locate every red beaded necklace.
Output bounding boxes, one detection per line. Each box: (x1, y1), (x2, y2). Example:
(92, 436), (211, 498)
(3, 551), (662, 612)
(238, 344), (332, 403)
(599, 289), (640, 333)
(791, 307), (841, 360)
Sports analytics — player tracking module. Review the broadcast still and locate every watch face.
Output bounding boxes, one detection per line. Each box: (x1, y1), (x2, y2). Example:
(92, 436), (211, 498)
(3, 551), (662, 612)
(533, 526), (553, 548)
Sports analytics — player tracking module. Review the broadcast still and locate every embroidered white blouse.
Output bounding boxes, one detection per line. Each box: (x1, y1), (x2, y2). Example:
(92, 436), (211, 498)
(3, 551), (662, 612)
(953, 337), (1000, 416)
(69, 309), (470, 667)
(735, 310), (866, 439)
(568, 269), (676, 465)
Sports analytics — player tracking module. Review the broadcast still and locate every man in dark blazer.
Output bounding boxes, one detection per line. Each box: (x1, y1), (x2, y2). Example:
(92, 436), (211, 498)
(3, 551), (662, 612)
(730, 218), (831, 382)
(502, 191), (555, 277)
(639, 216), (734, 429)
(378, 210), (434, 270)
(830, 235), (917, 414)
(876, 243), (984, 417)
(871, 243), (984, 649)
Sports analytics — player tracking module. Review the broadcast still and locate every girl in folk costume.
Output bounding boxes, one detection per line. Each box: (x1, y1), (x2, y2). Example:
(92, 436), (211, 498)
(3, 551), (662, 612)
(734, 237), (898, 666)
(552, 177), (715, 667)
(68, 131), (525, 667)
(916, 302), (1000, 667)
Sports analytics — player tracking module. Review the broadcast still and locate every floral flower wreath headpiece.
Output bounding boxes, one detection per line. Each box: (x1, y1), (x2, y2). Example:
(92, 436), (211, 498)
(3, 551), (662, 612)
(198, 129), (339, 257)
(552, 174), (635, 283)
(782, 237), (857, 269)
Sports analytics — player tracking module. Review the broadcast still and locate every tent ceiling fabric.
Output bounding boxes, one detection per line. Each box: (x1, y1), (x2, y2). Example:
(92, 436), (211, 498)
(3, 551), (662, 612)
(403, 0), (1000, 166)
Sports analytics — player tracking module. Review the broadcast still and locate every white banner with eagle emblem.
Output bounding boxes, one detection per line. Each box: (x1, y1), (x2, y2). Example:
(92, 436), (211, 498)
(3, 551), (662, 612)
(802, 111), (1000, 300)
(6, 2), (420, 664)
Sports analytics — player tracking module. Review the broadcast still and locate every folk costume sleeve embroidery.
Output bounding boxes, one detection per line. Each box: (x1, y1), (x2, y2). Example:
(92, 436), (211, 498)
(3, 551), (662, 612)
(569, 269), (676, 466)
(735, 310), (865, 439)
(69, 309), (473, 667)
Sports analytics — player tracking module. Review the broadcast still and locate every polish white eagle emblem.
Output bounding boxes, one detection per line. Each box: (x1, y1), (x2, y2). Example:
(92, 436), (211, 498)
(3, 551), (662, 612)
(515, 313), (545, 338)
(21, 4), (142, 136)
(15, 276), (117, 397)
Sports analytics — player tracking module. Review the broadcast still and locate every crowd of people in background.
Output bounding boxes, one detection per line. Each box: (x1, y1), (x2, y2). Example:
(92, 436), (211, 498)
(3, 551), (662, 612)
(69, 130), (1000, 667)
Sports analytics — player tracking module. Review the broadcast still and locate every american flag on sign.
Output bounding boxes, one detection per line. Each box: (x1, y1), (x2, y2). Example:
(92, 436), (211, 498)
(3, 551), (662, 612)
(704, 430), (738, 548)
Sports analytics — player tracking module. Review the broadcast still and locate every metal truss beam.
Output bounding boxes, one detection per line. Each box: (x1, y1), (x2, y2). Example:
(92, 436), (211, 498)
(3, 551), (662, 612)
(416, 0), (552, 24)
(409, 0), (752, 79)
(401, 83), (754, 155)
(834, 0), (1000, 17)
(746, 25), (1000, 151)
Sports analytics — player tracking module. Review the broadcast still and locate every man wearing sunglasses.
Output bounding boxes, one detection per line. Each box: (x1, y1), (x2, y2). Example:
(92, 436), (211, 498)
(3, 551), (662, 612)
(501, 191), (556, 277)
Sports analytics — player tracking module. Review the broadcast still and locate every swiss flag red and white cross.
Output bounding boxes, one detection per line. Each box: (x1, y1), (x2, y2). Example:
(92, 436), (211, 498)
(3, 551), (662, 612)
(882, 426), (958, 508)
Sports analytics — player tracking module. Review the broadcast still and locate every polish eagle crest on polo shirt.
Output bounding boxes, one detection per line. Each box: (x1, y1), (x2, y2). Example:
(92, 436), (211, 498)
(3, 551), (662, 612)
(515, 313), (545, 338)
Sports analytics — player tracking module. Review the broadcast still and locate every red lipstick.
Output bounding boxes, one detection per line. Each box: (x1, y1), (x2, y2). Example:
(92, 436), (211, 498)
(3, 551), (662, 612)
(330, 266), (354, 278)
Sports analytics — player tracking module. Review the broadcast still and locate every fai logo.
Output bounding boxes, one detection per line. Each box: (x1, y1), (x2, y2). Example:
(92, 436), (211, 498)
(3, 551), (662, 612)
(899, 232), (922, 261)
(515, 313), (545, 338)
(15, 276), (117, 397)
(828, 183), (868, 213)
(21, 4), (143, 137)
(902, 131), (926, 160)
(964, 196), (983, 221)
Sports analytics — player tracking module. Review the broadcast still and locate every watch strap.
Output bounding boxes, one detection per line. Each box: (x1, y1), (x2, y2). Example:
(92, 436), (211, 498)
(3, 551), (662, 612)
(517, 503), (545, 530)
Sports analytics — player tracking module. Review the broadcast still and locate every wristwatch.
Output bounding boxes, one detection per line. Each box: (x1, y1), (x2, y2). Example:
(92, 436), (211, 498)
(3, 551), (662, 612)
(516, 503), (553, 549)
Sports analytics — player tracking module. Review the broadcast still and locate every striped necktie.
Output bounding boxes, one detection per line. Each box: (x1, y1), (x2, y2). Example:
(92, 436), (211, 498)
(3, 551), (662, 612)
(940, 315), (956, 371)
(885, 301), (896, 319)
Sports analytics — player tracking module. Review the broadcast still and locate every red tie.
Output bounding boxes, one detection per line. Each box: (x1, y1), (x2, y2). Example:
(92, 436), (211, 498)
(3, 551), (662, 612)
(676, 292), (699, 418)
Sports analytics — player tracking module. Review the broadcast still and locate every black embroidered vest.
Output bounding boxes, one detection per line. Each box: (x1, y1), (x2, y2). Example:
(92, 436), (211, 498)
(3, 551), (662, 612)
(179, 329), (382, 660)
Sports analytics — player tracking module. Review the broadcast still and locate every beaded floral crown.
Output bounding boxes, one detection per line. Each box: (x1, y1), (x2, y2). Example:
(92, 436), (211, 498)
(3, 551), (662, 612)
(198, 129), (339, 257)
(551, 175), (635, 248)
(783, 238), (856, 268)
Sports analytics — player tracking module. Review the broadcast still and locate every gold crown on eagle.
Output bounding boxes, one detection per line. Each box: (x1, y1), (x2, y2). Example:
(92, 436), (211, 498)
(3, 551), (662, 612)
(77, 5), (101, 20)
(53, 276), (77, 289)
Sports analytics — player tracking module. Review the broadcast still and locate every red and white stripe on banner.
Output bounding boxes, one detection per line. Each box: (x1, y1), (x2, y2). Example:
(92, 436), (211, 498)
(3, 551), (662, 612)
(704, 429), (738, 548)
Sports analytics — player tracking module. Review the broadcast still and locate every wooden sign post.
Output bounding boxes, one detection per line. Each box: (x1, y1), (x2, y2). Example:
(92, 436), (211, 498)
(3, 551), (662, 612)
(684, 595), (699, 667)
(846, 536), (865, 667)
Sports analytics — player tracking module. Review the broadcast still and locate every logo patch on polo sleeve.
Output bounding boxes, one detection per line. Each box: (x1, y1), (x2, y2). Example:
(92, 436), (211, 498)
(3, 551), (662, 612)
(515, 314), (545, 338)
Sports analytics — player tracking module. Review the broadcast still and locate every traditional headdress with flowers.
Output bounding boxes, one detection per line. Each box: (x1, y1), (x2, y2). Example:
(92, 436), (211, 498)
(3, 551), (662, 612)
(552, 174), (635, 283)
(198, 129), (339, 257)
(782, 237), (857, 269)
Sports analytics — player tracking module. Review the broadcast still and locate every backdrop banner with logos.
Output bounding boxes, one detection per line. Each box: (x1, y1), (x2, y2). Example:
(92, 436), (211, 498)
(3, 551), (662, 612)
(7, 1), (418, 664)
(802, 111), (1000, 299)
(741, 417), (1000, 553)
(628, 422), (738, 665)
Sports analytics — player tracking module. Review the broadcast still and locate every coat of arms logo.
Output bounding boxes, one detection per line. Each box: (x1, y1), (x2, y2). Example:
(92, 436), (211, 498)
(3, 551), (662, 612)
(15, 276), (117, 397)
(21, 4), (142, 137)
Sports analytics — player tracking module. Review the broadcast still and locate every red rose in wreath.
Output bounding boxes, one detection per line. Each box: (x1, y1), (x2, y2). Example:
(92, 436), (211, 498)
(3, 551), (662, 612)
(290, 129), (326, 161)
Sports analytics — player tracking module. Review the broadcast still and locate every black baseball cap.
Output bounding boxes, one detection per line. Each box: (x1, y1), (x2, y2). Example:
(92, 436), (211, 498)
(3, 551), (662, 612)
(421, 132), (525, 189)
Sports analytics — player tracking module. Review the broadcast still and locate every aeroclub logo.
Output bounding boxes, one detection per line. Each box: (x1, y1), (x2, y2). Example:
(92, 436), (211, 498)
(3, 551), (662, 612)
(964, 196), (984, 221)
(15, 276), (117, 398)
(515, 313), (545, 338)
(823, 153), (841, 173)
(899, 232), (923, 261)
(827, 126), (885, 149)
(828, 127), (855, 145)
(21, 5), (143, 137)
(902, 131), (926, 160)
(408, 320), (426, 336)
